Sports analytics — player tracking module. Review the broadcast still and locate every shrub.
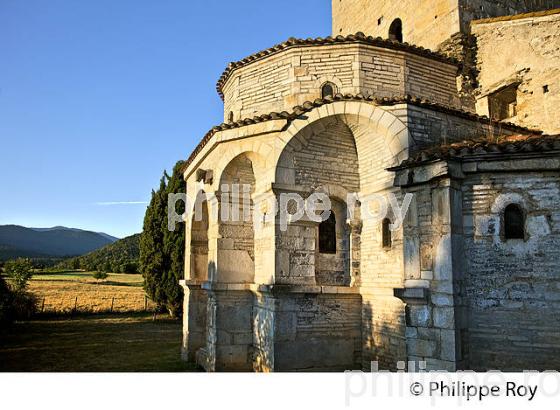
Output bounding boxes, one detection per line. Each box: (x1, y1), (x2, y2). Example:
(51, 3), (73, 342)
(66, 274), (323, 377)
(0, 276), (37, 323)
(121, 262), (139, 274)
(0, 276), (14, 325)
(11, 290), (38, 320)
(4, 258), (33, 291)
(92, 271), (109, 281)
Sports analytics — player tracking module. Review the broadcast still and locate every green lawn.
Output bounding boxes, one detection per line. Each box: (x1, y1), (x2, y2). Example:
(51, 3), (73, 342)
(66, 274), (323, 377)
(0, 313), (199, 372)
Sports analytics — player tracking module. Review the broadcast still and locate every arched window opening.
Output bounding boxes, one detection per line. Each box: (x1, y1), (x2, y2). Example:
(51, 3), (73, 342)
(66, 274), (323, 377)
(382, 218), (392, 248)
(389, 18), (403, 43)
(319, 212), (337, 254)
(321, 82), (336, 99)
(504, 204), (525, 240)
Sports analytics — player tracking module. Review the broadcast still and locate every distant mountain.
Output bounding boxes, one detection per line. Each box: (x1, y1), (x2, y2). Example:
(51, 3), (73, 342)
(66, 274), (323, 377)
(30, 226), (119, 242)
(0, 225), (118, 261)
(58, 234), (140, 273)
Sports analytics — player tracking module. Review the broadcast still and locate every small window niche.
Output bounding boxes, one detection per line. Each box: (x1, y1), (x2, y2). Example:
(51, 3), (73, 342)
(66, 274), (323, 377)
(389, 18), (403, 43)
(321, 82), (337, 99)
(319, 212), (337, 254)
(488, 84), (518, 121)
(504, 204), (525, 240)
(382, 218), (392, 249)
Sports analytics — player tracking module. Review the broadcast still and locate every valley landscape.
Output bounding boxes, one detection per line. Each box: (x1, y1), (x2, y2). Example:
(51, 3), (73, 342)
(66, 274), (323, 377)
(0, 225), (188, 372)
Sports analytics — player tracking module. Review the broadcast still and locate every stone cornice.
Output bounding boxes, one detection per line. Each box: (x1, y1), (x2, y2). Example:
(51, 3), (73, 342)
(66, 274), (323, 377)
(471, 8), (560, 25)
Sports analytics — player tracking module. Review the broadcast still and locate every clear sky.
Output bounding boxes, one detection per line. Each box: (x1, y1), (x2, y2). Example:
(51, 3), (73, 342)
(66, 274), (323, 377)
(0, 0), (332, 238)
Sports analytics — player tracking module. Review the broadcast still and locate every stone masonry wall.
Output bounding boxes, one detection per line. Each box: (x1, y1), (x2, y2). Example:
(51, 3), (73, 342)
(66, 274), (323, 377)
(461, 1), (560, 32)
(398, 105), (523, 152)
(222, 44), (459, 121)
(332, 0), (462, 51)
(472, 12), (560, 134)
(332, 0), (560, 49)
(462, 171), (560, 370)
(273, 292), (362, 371)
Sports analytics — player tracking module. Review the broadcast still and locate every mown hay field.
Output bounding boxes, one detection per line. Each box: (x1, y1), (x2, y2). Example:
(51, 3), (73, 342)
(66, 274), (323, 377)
(28, 271), (157, 314)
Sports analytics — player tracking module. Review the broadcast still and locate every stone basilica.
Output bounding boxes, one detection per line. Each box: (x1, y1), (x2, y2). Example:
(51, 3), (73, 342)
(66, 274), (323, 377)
(180, 1), (560, 371)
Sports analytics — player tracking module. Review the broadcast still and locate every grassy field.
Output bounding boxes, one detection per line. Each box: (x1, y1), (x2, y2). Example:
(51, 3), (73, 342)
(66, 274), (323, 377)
(0, 313), (197, 372)
(28, 271), (156, 314)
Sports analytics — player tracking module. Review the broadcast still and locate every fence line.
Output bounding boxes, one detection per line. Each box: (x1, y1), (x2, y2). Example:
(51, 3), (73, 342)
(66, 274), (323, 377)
(38, 294), (157, 315)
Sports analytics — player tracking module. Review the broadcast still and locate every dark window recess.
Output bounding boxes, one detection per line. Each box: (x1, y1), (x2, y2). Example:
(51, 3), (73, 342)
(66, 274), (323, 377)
(321, 83), (335, 99)
(382, 218), (392, 248)
(504, 204), (525, 240)
(389, 19), (403, 43)
(543, 85), (549, 94)
(319, 212), (337, 254)
(489, 84), (518, 121)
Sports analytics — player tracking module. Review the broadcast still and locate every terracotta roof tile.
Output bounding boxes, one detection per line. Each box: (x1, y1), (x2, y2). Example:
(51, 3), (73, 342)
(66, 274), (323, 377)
(392, 134), (560, 169)
(181, 94), (543, 175)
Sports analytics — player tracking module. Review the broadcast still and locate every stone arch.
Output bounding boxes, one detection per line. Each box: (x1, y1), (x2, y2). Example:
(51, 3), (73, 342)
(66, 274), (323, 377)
(274, 101), (409, 194)
(215, 153), (258, 284)
(272, 101), (409, 286)
(214, 147), (269, 193)
(190, 191), (210, 281)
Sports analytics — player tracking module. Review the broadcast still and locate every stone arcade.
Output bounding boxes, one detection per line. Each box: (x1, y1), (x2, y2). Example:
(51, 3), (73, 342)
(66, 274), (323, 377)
(180, 1), (560, 371)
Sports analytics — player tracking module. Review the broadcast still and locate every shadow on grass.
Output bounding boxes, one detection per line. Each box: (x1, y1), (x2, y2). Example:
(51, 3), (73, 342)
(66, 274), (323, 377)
(0, 313), (200, 372)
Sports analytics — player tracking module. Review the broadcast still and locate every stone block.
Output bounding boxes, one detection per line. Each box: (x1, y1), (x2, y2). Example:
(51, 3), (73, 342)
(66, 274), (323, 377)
(432, 293), (454, 307)
(433, 307), (455, 329)
(440, 329), (457, 362)
(408, 339), (437, 357)
(407, 305), (432, 327)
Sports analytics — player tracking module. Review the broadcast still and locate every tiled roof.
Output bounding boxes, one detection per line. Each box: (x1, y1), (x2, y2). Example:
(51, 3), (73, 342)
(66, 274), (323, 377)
(181, 94), (542, 174)
(215, 32), (460, 100)
(472, 8), (560, 25)
(392, 134), (560, 169)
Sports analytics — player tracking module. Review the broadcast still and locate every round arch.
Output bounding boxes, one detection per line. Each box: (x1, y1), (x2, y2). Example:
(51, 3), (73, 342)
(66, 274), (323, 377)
(273, 100), (410, 190)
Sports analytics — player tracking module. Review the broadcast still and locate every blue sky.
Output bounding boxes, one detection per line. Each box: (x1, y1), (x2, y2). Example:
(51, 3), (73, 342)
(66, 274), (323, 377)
(0, 0), (331, 238)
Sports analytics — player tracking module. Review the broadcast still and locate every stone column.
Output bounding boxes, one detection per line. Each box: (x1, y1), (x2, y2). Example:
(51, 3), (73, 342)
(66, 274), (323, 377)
(203, 284), (255, 372)
(180, 280), (208, 363)
(394, 163), (467, 371)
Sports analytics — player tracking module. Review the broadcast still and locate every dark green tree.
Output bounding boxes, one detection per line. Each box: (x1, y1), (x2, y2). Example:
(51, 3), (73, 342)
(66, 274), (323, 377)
(92, 271), (108, 281)
(139, 161), (185, 317)
(162, 160), (186, 317)
(140, 176), (168, 312)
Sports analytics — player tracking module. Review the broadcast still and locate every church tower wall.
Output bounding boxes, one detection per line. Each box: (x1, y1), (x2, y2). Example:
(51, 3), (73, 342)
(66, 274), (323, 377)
(332, 0), (560, 50)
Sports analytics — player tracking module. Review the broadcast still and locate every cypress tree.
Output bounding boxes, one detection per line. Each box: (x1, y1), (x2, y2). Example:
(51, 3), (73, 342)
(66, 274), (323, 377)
(162, 160), (186, 317)
(140, 161), (186, 317)
(140, 176), (167, 309)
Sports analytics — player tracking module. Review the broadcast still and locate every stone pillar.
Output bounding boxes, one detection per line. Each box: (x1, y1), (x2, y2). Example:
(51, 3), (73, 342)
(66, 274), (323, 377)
(180, 281), (208, 363)
(394, 164), (467, 371)
(203, 284), (254, 372)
